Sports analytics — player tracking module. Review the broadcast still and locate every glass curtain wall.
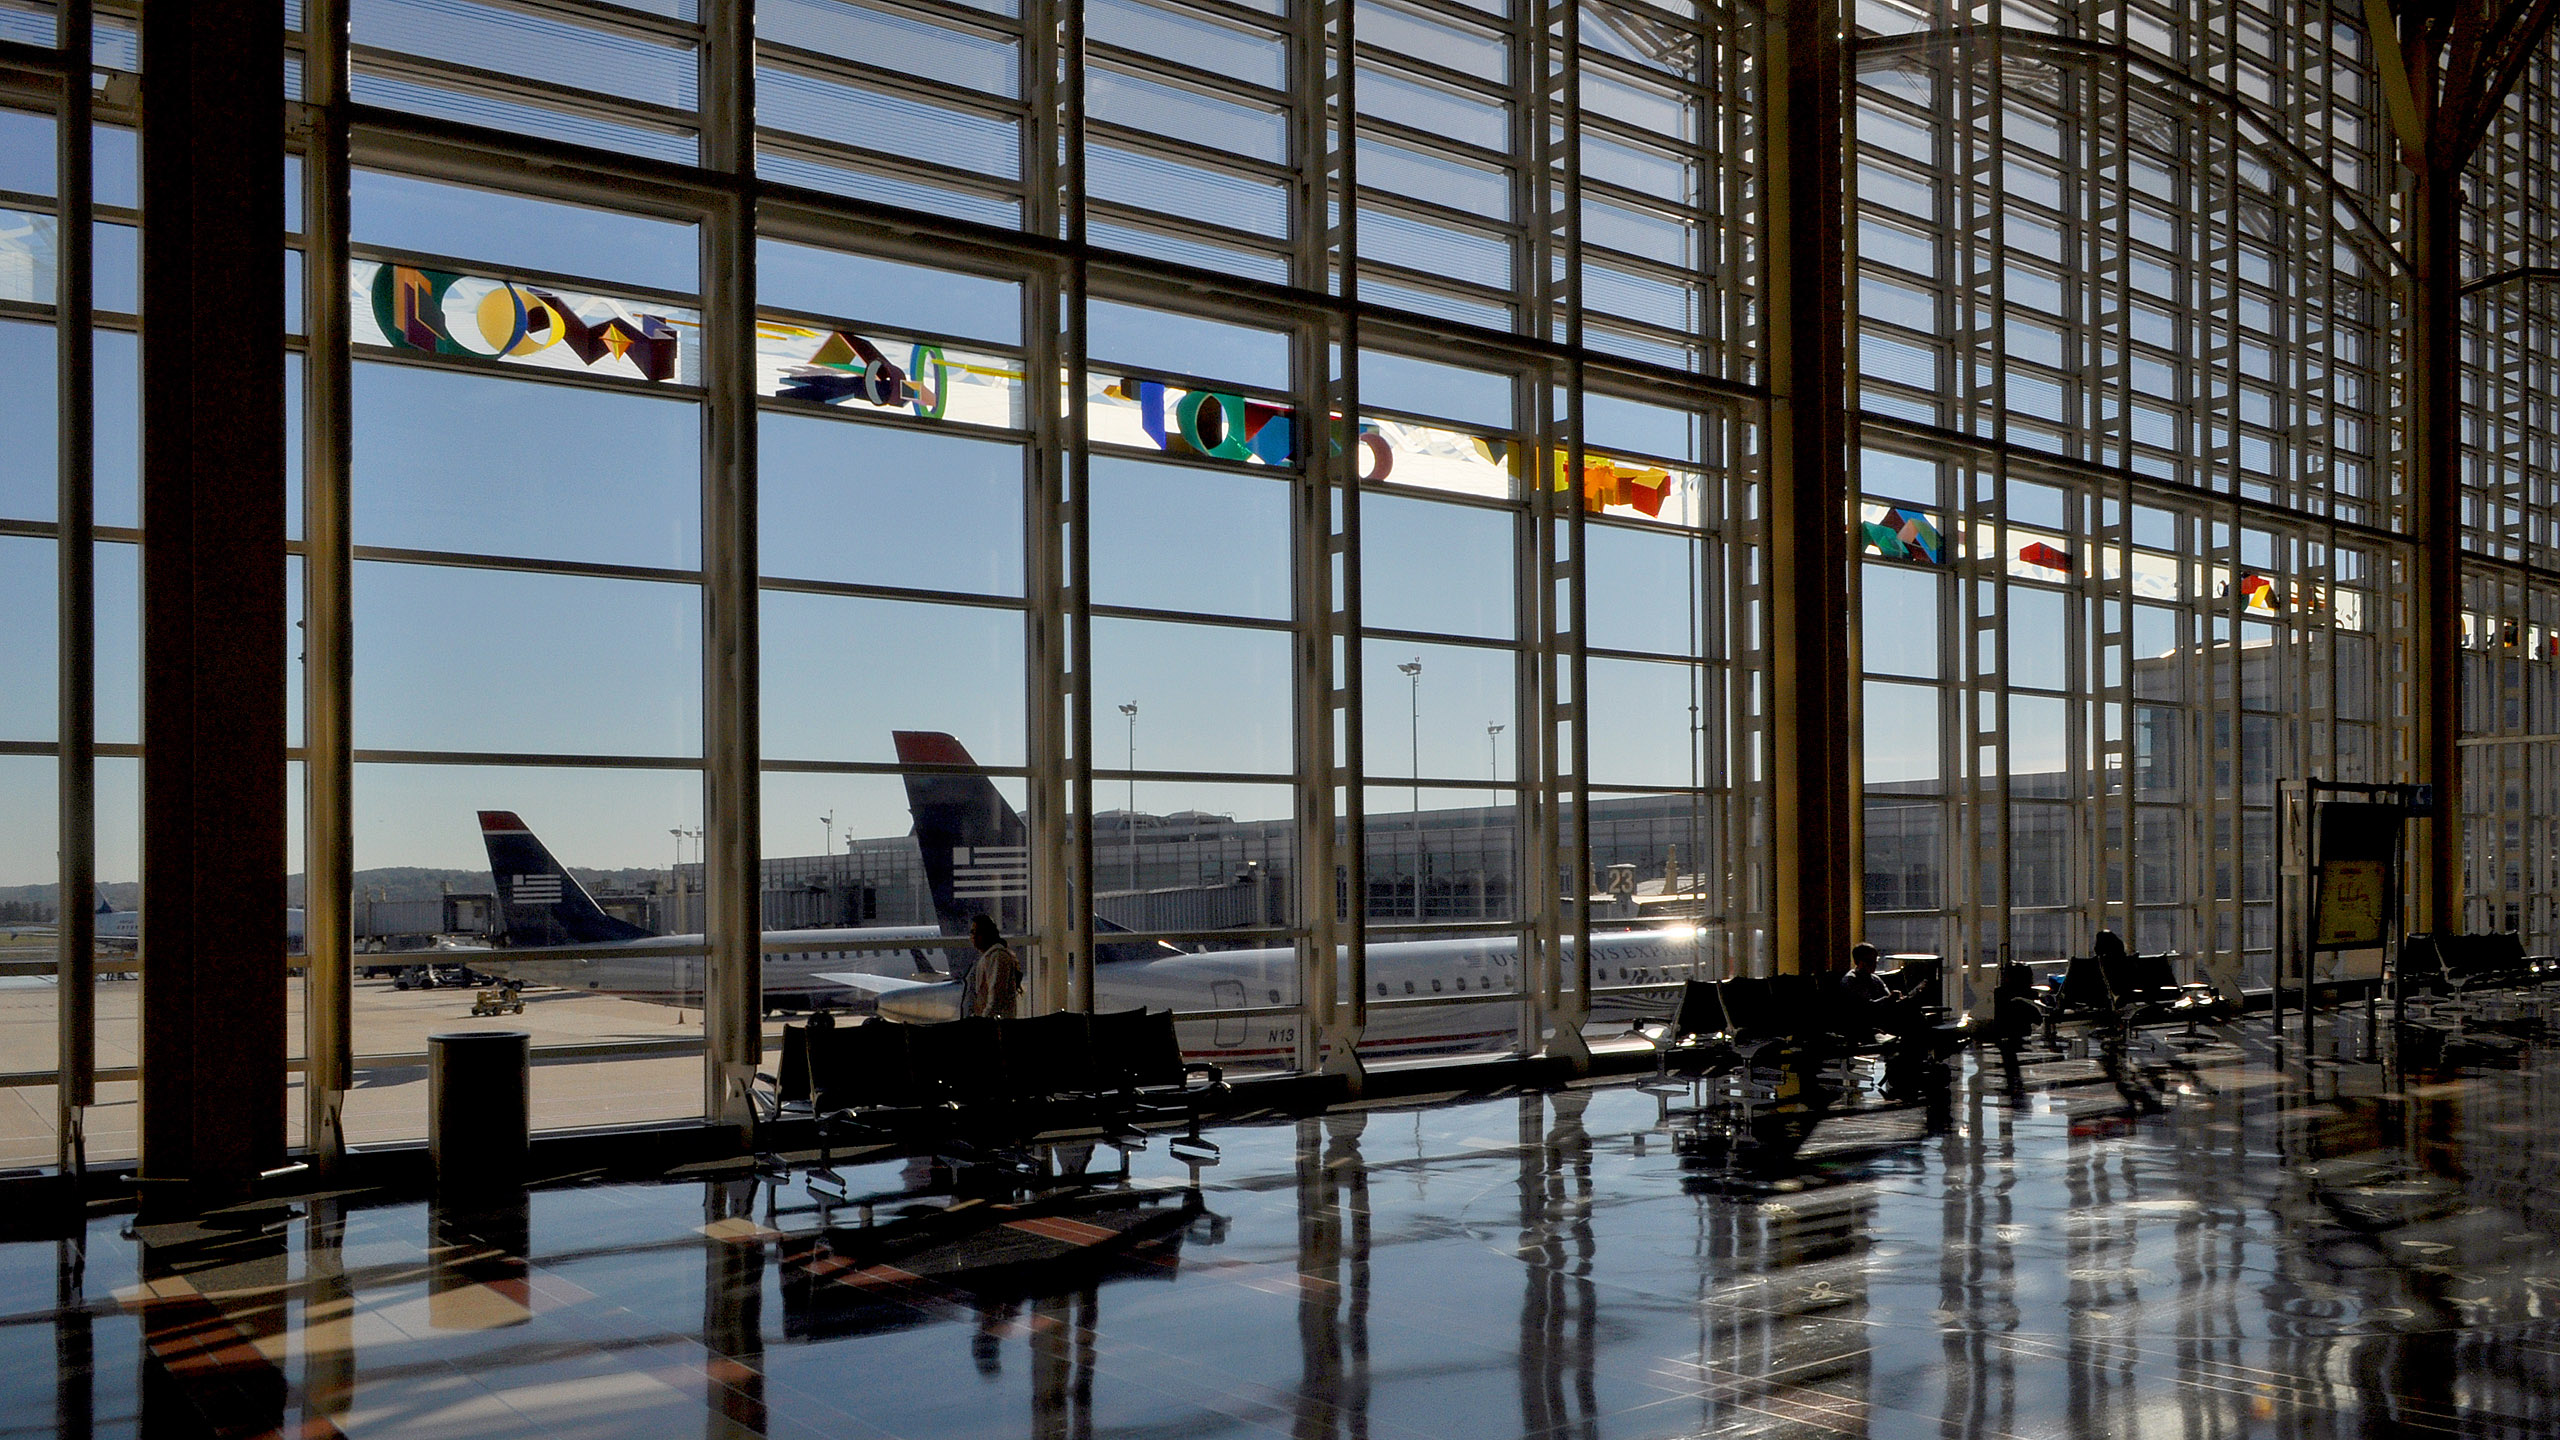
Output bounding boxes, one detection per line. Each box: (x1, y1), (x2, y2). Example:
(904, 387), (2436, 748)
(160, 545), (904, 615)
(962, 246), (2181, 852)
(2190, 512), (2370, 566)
(47, 0), (2560, 1156)
(0, 8), (157, 1167)
(0, 93), (67, 1169)
(2460, 37), (2560, 953)
(341, 165), (712, 1142)
(1850, 0), (2411, 990)
(229, 0), (1780, 1136)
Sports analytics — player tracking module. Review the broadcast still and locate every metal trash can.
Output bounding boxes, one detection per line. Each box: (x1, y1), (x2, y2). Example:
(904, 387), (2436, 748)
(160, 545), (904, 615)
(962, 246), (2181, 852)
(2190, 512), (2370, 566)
(428, 1030), (530, 1190)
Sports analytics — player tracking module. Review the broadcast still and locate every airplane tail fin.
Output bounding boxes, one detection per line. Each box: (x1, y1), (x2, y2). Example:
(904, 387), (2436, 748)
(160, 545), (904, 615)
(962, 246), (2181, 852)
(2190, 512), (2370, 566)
(478, 811), (654, 946)
(95, 888), (113, 916)
(894, 731), (1181, 962)
(894, 732), (1030, 939)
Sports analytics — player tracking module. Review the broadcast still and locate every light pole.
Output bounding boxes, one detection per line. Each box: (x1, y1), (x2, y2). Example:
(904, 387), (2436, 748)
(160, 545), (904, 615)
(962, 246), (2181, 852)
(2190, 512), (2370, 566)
(820, 810), (835, 921)
(1487, 721), (1504, 790)
(1119, 702), (1140, 893)
(669, 825), (698, 934)
(1398, 658), (1422, 918)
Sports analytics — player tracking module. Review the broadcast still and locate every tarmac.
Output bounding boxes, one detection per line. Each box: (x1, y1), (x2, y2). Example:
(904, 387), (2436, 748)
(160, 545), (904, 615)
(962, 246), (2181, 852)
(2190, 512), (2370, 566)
(0, 971), (761, 1169)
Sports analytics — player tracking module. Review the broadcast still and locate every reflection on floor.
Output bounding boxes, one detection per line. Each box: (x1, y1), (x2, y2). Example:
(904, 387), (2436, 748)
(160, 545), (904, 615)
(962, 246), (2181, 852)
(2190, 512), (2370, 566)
(10, 1002), (2560, 1438)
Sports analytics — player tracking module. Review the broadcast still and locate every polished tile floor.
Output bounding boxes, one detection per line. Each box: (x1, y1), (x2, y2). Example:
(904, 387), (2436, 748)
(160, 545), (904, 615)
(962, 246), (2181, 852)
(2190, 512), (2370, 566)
(9, 1004), (2560, 1439)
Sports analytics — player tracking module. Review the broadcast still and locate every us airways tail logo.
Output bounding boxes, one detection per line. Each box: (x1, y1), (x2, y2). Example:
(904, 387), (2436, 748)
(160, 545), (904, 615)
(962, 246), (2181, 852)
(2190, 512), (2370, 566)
(951, 846), (1029, 901)
(511, 874), (564, 906)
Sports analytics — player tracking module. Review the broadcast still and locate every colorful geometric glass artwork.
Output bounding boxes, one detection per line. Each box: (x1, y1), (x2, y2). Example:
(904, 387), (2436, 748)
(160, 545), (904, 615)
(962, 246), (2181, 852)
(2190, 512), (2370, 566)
(355, 261), (690, 383)
(1354, 419), (1521, 501)
(2237, 573), (2277, 612)
(1861, 505), (1944, 564)
(1090, 375), (1396, 479)
(777, 330), (950, 416)
(1555, 455), (1677, 516)
(2017, 540), (2073, 573)
(756, 321), (1025, 429)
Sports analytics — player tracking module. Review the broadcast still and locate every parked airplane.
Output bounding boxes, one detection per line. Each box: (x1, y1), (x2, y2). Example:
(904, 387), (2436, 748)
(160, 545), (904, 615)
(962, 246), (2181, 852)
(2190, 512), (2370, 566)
(474, 811), (949, 1009)
(829, 732), (1711, 1065)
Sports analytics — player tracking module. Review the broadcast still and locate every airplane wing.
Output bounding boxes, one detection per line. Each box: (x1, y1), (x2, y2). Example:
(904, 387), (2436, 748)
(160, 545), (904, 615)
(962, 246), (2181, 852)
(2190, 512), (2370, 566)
(812, 970), (940, 995)
(822, 970), (966, 1023)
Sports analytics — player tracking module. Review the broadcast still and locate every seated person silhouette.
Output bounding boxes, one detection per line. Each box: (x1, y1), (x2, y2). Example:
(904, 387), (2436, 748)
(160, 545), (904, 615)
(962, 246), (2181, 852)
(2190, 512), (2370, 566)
(1835, 943), (1929, 1035)
(1835, 943), (1942, 1101)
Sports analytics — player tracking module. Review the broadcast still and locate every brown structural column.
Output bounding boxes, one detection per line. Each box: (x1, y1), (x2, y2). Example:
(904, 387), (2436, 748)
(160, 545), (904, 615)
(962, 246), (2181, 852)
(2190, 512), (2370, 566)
(2411, 161), (2462, 936)
(138, 1), (288, 1211)
(700, 0), (760, 1130)
(1763, 0), (1856, 976)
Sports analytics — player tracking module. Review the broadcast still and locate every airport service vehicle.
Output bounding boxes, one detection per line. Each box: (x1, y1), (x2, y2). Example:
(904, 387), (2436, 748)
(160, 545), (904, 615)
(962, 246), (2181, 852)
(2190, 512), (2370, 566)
(826, 733), (1711, 1066)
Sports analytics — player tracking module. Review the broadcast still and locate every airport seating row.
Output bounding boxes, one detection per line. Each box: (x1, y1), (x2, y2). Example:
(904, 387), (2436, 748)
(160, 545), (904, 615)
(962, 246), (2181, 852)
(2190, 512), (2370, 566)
(2397, 932), (2554, 993)
(2048, 951), (2234, 1032)
(1649, 964), (1958, 1080)
(751, 1008), (1228, 1167)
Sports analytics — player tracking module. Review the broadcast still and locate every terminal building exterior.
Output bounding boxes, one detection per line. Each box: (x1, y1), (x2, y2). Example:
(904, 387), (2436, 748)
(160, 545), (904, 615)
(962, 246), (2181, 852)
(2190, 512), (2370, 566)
(5, 0), (2560, 1214)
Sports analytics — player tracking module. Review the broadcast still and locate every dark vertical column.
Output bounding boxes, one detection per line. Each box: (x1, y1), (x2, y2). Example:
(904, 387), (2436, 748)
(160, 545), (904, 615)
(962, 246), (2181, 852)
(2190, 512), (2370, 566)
(56, 0), (96, 1178)
(700, 0), (760, 1131)
(2411, 164), (2462, 936)
(1763, 0), (1855, 976)
(301, 0), (356, 1164)
(138, 0), (287, 1212)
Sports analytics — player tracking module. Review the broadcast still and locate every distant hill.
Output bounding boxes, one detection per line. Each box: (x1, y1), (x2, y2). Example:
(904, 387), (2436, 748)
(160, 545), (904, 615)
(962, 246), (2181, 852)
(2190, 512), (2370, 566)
(0, 865), (672, 920)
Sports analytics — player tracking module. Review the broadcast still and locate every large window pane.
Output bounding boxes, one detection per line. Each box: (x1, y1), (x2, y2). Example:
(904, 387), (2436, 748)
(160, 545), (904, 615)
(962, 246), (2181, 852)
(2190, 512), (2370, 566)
(1587, 522), (1706, 657)
(1865, 680), (1941, 789)
(354, 362), (702, 569)
(1089, 458), (1290, 620)
(759, 242), (1023, 346)
(1861, 562), (1940, 679)
(1585, 655), (1706, 788)
(0, 538), (53, 740)
(762, 768), (1027, 945)
(761, 593), (1025, 766)
(96, 541), (137, 747)
(760, 414), (1023, 596)
(354, 169), (699, 293)
(0, 754), (57, 1165)
(2008, 586), (2069, 692)
(0, 320), (51, 522)
(1088, 779), (1297, 931)
(348, 762), (707, 1144)
(95, 328), (135, 529)
(1361, 638), (1515, 786)
(1088, 618), (1293, 776)
(1364, 785), (1519, 928)
(1362, 491), (1515, 639)
(355, 564), (702, 755)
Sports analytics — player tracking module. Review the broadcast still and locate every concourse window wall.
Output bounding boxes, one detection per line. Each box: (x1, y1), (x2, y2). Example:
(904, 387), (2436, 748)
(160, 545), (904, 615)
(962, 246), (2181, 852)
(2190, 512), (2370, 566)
(0, 46), (181, 1165)
(755, 234), (1036, 996)
(0, 96), (71, 1167)
(1356, 348), (1536, 1063)
(340, 166), (712, 1143)
(1849, 1), (2409, 991)
(2459, 42), (2560, 953)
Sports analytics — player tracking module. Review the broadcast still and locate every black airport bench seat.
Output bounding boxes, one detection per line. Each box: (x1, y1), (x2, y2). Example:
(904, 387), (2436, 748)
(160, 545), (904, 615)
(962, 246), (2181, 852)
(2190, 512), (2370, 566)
(2399, 933), (2553, 994)
(2053, 951), (2234, 1030)
(1649, 965), (1969, 1081)
(752, 1008), (1228, 1166)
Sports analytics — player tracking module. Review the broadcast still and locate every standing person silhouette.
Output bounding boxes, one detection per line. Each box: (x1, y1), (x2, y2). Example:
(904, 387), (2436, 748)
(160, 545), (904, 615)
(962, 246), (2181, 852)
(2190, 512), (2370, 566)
(963, 914), (1023, 1018)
